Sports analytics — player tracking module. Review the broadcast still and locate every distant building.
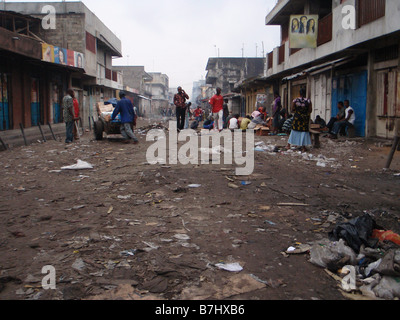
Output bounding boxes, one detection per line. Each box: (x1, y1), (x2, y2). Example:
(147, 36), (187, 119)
(112, 66), (153, 117)
(147, 72), (170, 115)
(206, 58), (265, 115)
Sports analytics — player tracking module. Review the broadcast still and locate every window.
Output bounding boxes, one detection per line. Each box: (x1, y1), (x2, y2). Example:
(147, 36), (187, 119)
(358, 0), (386, 28)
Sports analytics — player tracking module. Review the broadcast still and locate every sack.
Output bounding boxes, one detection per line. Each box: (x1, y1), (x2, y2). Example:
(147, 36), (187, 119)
(309, 239), (357, 271)
(329, 214), (376, 253)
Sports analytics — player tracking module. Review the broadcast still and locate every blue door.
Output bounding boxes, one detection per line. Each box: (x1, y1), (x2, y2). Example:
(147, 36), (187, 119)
(331, 71), (368, 137)
(0, 73), (11, 131)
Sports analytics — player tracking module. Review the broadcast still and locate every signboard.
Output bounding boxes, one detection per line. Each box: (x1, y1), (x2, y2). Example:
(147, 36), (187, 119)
(289, 15), (318, 49)
(42, 43), (85, 69)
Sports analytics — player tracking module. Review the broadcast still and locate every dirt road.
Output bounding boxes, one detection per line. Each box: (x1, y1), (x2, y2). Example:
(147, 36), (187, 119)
(0, 119), (399, 300)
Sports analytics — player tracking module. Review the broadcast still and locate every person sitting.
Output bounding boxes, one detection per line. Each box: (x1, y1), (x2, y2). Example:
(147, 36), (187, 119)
(282, 114), (294, 134)
(248, 112), (266, 130)
(329, 100), (356, 139)
(203, 117), (214, 130)
(224, 111), (233, 129)
(228, 114), (240, 131)
(240, 115), (252, 131)
(314, 115), (327, 129)
(327, 101), (346, 134)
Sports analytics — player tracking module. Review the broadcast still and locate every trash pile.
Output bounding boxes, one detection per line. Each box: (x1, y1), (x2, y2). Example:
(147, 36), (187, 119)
(137, 123), (169, 135)
(298, 213), (400, 300)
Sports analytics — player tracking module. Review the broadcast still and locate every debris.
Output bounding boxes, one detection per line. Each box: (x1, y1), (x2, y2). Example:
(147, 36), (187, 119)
(117, 195), (132, 200)
(188, 184), (201, 188)
(286, 244), (312, 254)
(228, 183), (239, 189)
(174, 234), (191, 241)
(372, 230), (400, 246)
(215, 262), (243, 272)
(277, 203), (309, 207)
(309, 239), (357, 271)
(329, 213), (377, 253)
(72, 258), (86, 271)
(241, 181), (252, 186)
(61, 160), (93, 170)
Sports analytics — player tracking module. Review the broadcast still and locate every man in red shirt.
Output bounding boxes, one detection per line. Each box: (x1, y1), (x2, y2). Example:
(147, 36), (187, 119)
(174, 87), (189, 131)
(209, 88), (224, 131)
(73, 95), (80, 140)
(193, 106), (203, 122)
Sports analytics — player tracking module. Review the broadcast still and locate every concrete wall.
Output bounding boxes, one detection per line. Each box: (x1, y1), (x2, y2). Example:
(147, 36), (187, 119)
(267, 0), (400, 76)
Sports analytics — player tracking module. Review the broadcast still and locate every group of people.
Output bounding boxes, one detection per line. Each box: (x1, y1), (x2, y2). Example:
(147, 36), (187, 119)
(285, 90), (356, 152)
(62, 89), (81, 144)
(63, 89), (139, 144)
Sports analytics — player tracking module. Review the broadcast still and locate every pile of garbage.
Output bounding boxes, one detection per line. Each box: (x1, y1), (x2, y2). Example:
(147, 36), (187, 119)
(297, 214), (400, 300)
(137, 123), (169, 135)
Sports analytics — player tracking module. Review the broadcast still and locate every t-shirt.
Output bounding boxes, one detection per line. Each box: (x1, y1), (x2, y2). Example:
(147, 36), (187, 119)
(240, 118), (251, 130)
(63, 95), (74, 123)
(229, 118), (238, 129)
(345, 107), (356, 125)
(209, 95), (224, 113)
(73, 98), (79, 118)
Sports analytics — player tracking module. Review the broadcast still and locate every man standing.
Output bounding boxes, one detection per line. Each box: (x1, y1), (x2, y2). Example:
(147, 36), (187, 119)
(63, 89), (75, 144)
(330, 100), (356, 139)
(174, 87), (189, 131)
(209, 88), (224, 131)
(223, 99), (229, 128)
(73, 95), (80, 140)
(112, 91), (139, 144)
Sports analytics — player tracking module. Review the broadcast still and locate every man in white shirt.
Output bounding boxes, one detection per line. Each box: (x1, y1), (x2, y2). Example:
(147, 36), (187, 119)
(330, 100), (356, 139)
(228, 114), (239, 130)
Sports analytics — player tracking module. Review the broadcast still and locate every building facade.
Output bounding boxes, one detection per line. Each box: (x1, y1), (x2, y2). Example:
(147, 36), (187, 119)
(256, 0), (400, 139)
(4, 1), (124, 130)
(206, 57), (265, 116)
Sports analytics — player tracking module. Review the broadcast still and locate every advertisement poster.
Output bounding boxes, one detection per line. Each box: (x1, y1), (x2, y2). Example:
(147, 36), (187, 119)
(289, 15), (318, 49)
(67, 50), (75, 67)
(42, 43), (84, 69)
(42, 43), (55, 63)
(54, 47), (67, 65)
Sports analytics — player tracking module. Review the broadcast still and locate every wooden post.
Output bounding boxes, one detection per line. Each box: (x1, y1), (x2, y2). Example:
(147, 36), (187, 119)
(20, 123), (28, 146)
(48, 122), (57, 141)
(38, 122), (47, 142)
(0, 136), (8, 151)
(385, 120), (400, 169)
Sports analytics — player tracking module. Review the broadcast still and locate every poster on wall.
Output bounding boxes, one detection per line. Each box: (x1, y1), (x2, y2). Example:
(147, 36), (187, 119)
(54, 47), (67, 65)
(289, 15), (318, 49)
(42, 43), (85, 69)
(42, 43), (55, 63)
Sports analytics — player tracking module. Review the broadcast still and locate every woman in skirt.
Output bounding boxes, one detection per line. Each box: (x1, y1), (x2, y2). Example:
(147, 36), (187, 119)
(286, 88), (312, 152)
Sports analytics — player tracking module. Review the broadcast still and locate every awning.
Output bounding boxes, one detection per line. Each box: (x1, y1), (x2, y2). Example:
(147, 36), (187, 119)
(282, 57), (354, 82)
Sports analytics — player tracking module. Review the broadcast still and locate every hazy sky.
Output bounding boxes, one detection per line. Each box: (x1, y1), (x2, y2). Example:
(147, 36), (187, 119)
(5, 0), (281, 94)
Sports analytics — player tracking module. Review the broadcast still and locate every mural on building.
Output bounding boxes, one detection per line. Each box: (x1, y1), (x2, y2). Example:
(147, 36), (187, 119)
(289, 15), (318, 49)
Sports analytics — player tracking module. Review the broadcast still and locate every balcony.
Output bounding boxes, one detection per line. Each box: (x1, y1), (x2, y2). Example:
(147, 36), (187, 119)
(97, 64), (123, 90)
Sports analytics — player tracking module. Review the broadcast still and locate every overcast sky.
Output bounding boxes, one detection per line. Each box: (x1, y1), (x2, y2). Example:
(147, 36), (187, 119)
(6, 0), (281, 95)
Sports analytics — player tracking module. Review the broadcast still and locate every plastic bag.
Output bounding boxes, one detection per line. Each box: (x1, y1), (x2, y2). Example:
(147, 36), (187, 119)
(329, 214), (376, 253)
(309, 239), (357, 270)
